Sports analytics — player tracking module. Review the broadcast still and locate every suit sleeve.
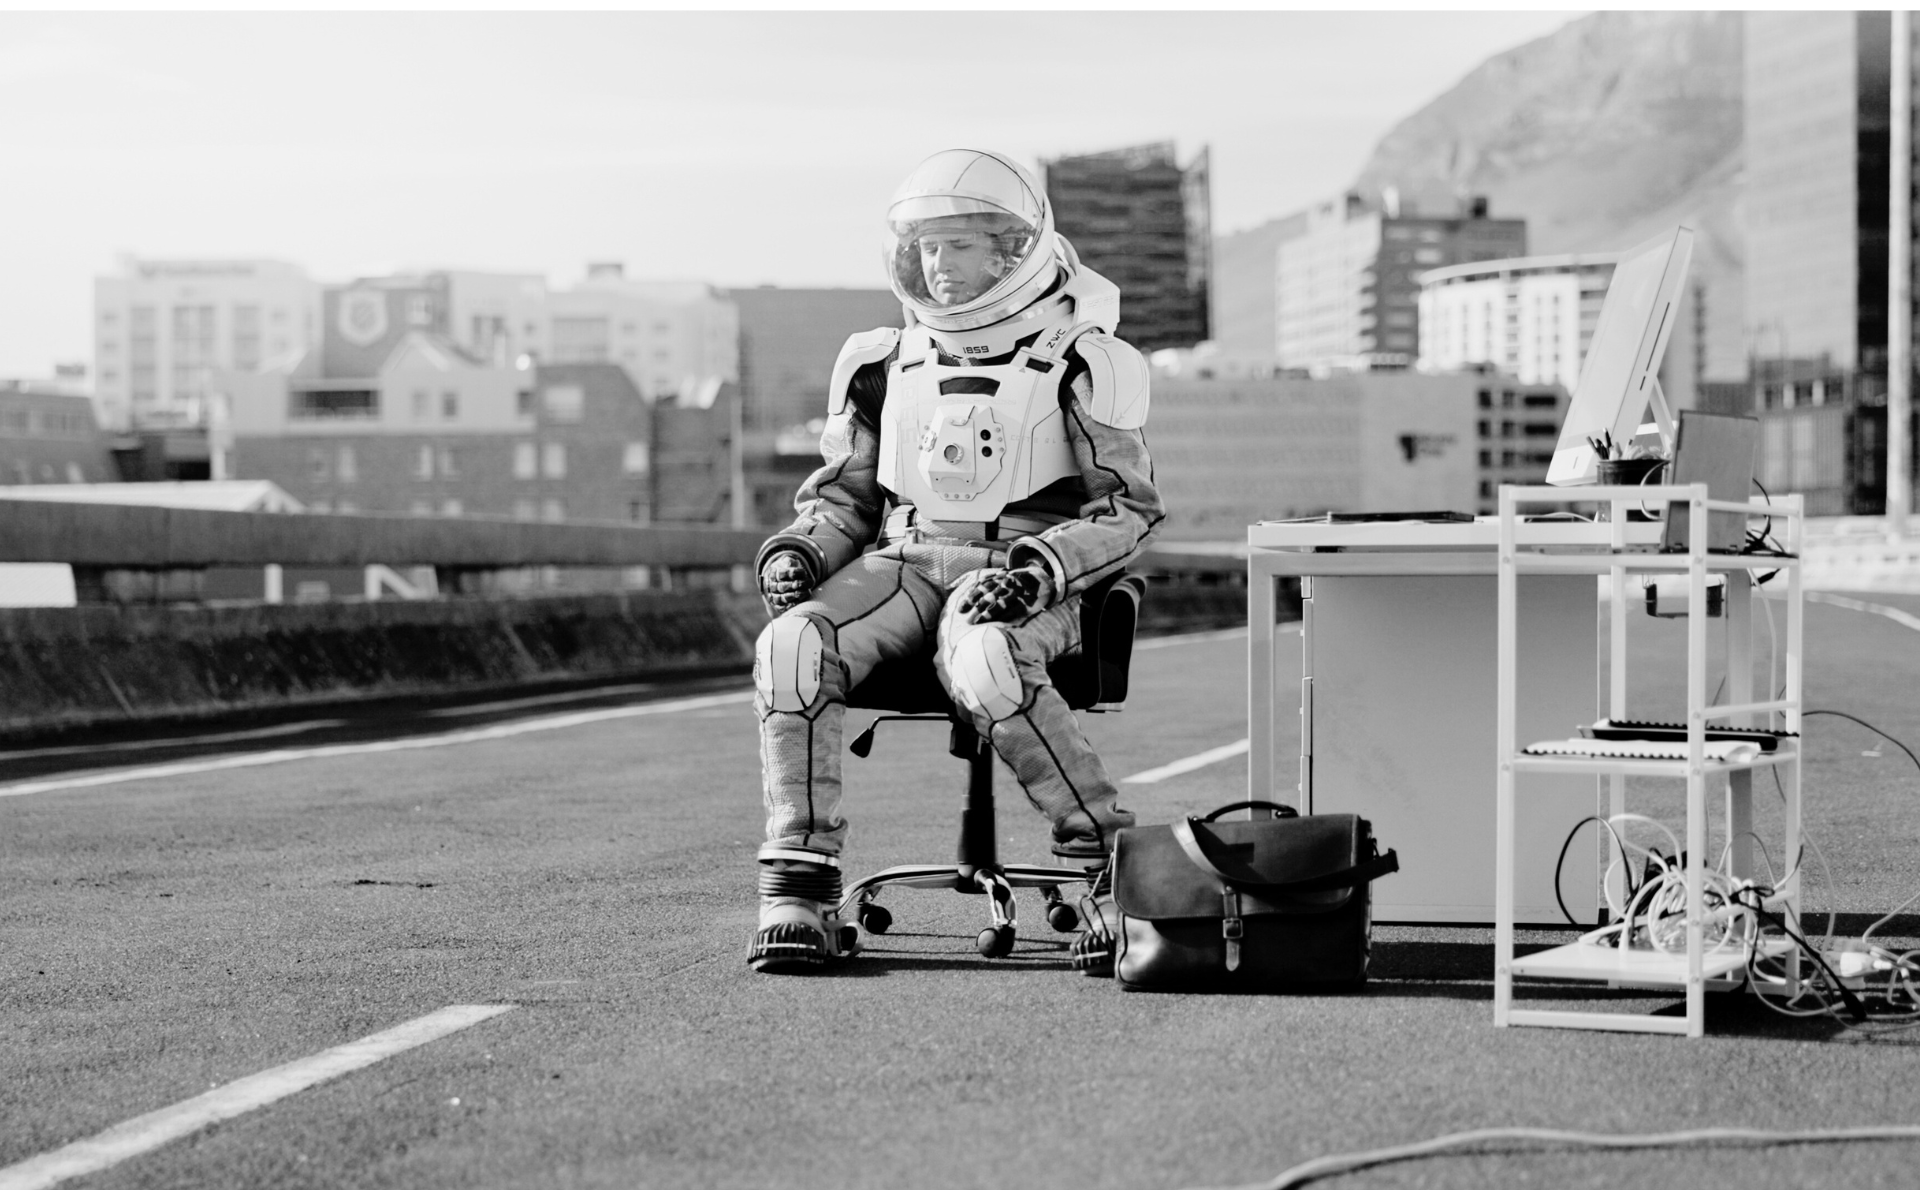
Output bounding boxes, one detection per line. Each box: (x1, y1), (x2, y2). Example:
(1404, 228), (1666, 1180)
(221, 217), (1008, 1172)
(756, 363), (889, 582)
(1006, 367), (1166, 600)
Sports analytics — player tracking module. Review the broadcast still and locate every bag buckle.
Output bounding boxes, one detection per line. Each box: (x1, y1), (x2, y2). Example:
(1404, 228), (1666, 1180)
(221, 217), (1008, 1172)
(1221, 889), (1243, 973)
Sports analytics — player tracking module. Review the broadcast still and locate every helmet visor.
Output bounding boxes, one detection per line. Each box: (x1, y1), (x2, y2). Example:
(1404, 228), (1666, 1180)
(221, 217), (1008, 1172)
(887, 197), (1040, 315)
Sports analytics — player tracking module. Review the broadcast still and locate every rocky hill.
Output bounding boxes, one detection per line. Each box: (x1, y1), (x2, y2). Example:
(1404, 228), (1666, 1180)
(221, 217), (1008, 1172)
(1350, 9), (1747, 377)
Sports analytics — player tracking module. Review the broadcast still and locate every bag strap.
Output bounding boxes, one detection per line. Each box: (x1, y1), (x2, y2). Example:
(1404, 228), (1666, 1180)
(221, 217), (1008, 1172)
(1171, 817), (1400, 894)
(1200, 800), (1298, 822)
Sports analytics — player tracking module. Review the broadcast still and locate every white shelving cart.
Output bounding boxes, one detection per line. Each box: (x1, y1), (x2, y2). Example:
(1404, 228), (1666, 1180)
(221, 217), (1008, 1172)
(1493, 483), (1805, 1038)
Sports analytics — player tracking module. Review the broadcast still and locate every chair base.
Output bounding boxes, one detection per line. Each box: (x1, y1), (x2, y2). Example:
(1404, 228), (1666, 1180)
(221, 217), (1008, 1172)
(838, 863), (1095, 959)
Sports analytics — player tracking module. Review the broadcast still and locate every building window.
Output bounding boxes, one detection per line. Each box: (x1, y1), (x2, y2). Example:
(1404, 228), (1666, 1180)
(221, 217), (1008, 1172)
(437, 446), (459, 479)
(407, 295), (433, 326)
(543, 384), (584, 423)
(171, 304), (217, 400)
(233, 304), (262, 371)
(622, 441), (649, 474)
(130, 305), (158, 401)
(516, 389), (534, 417)
(542, 442), (566, 479)
(308, 447), (332, 482)
(441, 498), (463, 517)
(412, 390), (430, 419)
(335, 499), (358, 514)
(441, 390), (459, 420)
(414, 445), (434, 480)
(512, 498), (538, 521)
(336, 444), (357, 483)
(65, 462), (85, 484)
(409, 498), (434, 516)
(290, 389), (377, 419)
(513, 441), (538, 479)
(628, 500), (648, 523)
(551, 316), (611, 363)
(542, 497), (566, 522)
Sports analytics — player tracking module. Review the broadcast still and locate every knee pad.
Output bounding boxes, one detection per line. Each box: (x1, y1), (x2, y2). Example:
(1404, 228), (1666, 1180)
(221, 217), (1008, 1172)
(755, 615), (826, 714)
(947, 623), (1025, 722)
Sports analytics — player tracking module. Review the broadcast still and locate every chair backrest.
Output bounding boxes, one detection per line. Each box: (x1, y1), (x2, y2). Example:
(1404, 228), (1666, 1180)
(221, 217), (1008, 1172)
(845, 571), (1146, 715)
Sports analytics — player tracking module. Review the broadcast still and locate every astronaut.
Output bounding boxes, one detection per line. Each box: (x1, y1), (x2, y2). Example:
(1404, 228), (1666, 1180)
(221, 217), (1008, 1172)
(748, 148), (1164, 974)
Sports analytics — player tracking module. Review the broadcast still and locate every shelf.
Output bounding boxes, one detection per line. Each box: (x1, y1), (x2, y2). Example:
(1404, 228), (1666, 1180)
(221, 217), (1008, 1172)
(1510, 937), (1796, 986)
(1509, 747), (1799, 778)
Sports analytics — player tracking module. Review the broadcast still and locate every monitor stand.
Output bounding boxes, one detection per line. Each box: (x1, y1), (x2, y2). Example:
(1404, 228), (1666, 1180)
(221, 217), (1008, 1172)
(1644, 376), (1677, 455)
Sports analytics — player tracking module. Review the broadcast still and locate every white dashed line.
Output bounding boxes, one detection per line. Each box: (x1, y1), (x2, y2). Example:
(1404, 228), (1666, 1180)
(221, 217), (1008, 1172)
(1807, 591), (1920, 633)
(1123, 738), (1250, 784)
(0, 691), (754, 799)
(0, 1004), (513, 1190)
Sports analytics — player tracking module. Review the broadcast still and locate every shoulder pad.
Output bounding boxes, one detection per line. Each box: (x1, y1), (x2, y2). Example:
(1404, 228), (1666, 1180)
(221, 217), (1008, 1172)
(1072, 331), (1150, 429)
(827, 327), (901, 416)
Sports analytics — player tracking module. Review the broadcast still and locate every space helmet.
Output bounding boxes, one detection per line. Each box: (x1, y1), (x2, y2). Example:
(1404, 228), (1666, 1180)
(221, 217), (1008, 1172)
(884, 149), (1060, 334)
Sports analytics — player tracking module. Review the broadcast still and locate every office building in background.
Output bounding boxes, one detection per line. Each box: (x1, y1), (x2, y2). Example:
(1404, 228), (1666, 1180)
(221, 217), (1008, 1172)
(1746, 10), (1892, 386)
(547, 264), (739, 402)
(1277, 193), (1525, 374)
(93, 258), (321, 433)
(1043, 142), (1212, 353)
(1417, 253), (1618, 391)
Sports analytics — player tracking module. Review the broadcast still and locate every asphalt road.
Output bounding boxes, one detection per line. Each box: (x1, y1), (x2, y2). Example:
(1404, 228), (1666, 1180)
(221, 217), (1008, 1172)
(4, 600), (1920, 1190)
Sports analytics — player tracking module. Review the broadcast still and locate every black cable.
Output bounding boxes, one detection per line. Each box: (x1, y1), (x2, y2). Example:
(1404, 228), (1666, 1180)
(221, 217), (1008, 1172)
(1550, 815), (1641, 928)
(1733, 886), (1871, 1024)
(1802, 709), (1920, 776)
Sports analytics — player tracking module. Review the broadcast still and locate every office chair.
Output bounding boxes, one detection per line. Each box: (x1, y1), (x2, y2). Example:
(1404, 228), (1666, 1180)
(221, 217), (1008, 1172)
(836, 571), (1146, 958)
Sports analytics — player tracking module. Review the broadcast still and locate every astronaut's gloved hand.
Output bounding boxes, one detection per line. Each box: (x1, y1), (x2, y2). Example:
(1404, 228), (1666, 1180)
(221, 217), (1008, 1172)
(758, 550), (815, 616)
(960, 564), (1055, 624)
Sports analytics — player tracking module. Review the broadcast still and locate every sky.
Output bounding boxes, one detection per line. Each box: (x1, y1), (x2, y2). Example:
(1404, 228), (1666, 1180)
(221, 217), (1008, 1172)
(0, 9), (1580, 376)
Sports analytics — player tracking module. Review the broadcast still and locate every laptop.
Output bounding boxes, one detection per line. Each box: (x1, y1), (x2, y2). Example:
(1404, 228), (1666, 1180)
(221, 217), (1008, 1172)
(1661, 409), (1758, 553)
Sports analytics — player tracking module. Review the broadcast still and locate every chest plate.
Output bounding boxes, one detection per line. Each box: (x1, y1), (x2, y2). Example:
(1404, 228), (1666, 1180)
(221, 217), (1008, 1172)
(877, 333), (1081, 523)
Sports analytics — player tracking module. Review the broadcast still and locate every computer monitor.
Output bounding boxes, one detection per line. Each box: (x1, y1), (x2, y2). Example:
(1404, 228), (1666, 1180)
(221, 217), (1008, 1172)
(1545, 226), (1696, 486)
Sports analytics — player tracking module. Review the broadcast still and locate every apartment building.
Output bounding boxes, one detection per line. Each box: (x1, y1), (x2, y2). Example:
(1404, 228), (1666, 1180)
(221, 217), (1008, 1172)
(93, 258), (320, 432)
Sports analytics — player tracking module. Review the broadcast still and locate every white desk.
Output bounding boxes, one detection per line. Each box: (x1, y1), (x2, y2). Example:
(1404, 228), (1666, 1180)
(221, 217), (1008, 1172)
(1247, 518), (1666, 924)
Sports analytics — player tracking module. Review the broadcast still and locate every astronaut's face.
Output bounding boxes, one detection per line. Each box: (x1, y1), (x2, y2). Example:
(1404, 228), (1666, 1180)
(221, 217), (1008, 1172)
(918, 231), (1003, 307)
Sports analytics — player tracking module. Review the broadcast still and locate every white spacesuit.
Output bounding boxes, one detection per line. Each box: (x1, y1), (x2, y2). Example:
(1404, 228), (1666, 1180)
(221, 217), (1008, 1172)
(749, 148), (1164, 973)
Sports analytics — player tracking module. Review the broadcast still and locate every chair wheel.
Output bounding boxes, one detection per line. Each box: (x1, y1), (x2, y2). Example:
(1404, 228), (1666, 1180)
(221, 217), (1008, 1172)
(858, 902), (892, 934)
(977, 925), (1016, 958)
(1046, 902), (1080, 933)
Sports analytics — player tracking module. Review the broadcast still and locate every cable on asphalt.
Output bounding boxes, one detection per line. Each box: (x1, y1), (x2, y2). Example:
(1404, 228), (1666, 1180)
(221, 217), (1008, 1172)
(1180, 1124), (1920, 1190)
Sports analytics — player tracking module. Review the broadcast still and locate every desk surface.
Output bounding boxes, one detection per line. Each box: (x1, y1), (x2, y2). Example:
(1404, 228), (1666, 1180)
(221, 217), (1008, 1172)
(1249, 518), (1667, 551)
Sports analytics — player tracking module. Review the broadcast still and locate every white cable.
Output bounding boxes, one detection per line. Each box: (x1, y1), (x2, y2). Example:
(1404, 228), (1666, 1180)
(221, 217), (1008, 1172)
(1182, 1124), (1920, 1190)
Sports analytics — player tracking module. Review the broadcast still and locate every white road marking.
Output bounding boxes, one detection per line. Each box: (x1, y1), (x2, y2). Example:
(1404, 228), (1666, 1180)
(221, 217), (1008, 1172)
(0, 720), (347, 762)
(1133, 621), (1297, 651)
(422, 681), (667, 718)
(1123, 738), (1250, 784)
(1807, 590), (1920, 633)
(0, 691), (754, 800)
(0, 1004), (513, 1190)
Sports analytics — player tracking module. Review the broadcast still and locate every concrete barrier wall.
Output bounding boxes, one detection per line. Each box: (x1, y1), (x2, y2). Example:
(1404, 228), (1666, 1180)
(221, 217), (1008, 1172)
(0, 580), (1280, 740)
(0, 589), (766, 737)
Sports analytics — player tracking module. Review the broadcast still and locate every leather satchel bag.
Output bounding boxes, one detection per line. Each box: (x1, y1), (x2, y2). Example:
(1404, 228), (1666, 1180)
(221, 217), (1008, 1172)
(1110, 801), (1399, 993)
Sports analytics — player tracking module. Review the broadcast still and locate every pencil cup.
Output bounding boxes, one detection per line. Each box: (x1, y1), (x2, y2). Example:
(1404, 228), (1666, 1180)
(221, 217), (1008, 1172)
(1596, 457), (1667, 521)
